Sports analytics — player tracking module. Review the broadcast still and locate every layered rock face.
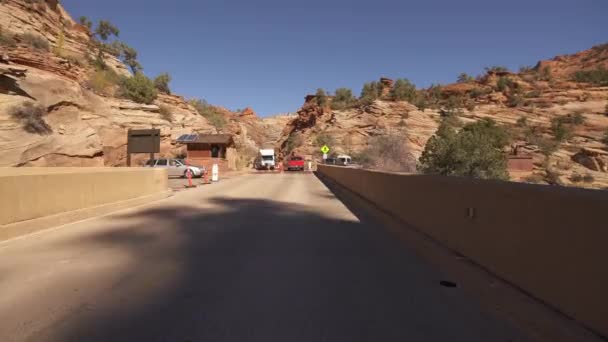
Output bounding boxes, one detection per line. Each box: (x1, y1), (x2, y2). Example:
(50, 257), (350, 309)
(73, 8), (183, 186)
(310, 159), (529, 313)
(278, 46), (608, 189)
(0, 0), (273, 168)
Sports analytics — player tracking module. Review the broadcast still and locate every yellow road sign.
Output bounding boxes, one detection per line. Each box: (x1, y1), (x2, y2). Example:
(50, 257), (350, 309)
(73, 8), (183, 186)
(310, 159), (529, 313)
(321, 145), (330, 154)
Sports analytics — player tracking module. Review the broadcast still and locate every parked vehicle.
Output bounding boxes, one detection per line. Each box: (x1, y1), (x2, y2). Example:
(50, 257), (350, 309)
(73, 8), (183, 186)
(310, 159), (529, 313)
(257, 149), (276, 170)
(286, 155), (305, 171)
(336, 154), (352, 166)
(144, 158), (204, 178)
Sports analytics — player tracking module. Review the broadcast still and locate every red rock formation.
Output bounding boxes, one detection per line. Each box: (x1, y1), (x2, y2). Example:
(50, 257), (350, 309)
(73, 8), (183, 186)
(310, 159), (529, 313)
(380, 77), (394, 97)
(240, 107), (257, 118)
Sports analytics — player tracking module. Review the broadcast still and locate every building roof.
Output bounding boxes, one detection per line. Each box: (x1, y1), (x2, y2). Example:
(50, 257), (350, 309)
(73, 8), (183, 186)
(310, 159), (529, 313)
(176, 134), (234, 145)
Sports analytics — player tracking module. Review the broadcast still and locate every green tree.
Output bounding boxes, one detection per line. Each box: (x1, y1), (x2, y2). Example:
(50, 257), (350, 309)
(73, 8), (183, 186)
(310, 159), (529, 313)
(285, 132), (304, 154)
(496, 76), (512, 92)
(92, 20), (119, 69)
(331, 87), (356, 110)
(118, 42), (142, 74)
(94, 20), (119, 41)
(358, 132), (416, 172)
(573, 67), (608, 86)
(360, 81), (382, 105)
(418, 118), (510, 180)
(315, 88), (328, 107)
(154, 72), (172, 94)
(314, 132), (335, 147)
(391, 78), (417, 102)
(457, 73), (474, 83)
(119, 73), (157, 104)
(79, 16), (92, 30)
(190, 99), (226, 129)
(485, 66), (509, 74)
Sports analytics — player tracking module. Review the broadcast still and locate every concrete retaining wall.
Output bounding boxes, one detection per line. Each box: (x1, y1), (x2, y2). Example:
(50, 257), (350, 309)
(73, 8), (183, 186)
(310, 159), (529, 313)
(0, 167), (168, 226)
(318, 165), (608, 337)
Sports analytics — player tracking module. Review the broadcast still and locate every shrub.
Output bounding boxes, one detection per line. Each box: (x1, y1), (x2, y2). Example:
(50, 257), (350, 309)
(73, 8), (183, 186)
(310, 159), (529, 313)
(0, 26), (16, 47)
(315, 88), (328, 107)
(525, 89), (542, 98)
(87, 69), (120, 94)
(573, 67), (608, 86)
(485, 66), (509, 74)
(391, 78), (417, 102)
(516, 116), (528, 127)
(9, 102), (52, 134)
(118, 43), (142, 74)
(154, 72), (171, 94)
(457, 73), (474, 83)
(602, 130), (608, 146)
(158, 105), (173, 122)
(538, 138), (559, 157)
(550, 118), (573, 142)
(314, 132), (335, 147)
(524, 174), (545, 184)
(118, 73), (158, 104)
(20, 32), (49, 51)
(496, 76), (513, 92)
(583, 174), (595, 183)
(285, 132), (303, 154)
(469, 87), (490, 99)
(506, 93), (523, 108)
(79, 16), (93, 30)
(360, 81), (382, 104)
(418, 118), (510, 180)
(604, 102), (608, 116)
(519, 65), (534, 73)
(538, 66), (553, 81)
(571, 112), (586, 125)
(331, 88), (356, 110)
(569, 173), (583, 183)
(413, 97), (428, 111)
(189, 99), (226, 129)
(359, 132), (416, 172)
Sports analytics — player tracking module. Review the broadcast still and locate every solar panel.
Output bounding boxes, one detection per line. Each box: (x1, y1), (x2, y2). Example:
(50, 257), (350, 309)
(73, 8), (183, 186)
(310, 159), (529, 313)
(176, 134), (198, 143)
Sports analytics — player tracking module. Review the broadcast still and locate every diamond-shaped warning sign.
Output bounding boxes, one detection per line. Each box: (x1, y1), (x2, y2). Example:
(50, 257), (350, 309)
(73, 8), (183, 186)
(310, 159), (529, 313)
(320, 145), (330, 154)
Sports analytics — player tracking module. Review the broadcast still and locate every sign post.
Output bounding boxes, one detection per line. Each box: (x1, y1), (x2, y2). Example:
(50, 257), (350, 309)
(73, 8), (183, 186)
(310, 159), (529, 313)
(321, 145), (330, 164)
(127, 129), (161, 166)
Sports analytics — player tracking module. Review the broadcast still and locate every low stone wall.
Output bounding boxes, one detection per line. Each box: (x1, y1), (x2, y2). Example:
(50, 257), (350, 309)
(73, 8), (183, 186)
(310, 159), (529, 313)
(318, 165), (608, 338)
(0, 167), (168, 226)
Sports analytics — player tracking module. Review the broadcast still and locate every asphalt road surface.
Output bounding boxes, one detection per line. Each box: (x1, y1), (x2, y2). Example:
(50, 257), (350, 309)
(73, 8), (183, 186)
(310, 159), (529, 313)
(0, 173), (528, 341)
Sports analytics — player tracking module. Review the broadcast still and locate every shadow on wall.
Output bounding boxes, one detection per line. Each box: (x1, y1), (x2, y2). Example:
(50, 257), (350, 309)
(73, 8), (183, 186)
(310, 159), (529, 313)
(35, 196), (524, 342)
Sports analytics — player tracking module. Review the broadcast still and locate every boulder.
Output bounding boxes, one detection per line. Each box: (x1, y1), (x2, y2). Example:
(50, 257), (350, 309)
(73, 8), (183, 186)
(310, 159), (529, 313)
(571, 148), (608, 172)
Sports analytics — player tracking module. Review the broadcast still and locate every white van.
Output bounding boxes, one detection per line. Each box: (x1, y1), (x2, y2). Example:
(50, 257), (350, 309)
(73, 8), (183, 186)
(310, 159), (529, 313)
(257, 149), (276, 170)
(336, 154), (352, 166)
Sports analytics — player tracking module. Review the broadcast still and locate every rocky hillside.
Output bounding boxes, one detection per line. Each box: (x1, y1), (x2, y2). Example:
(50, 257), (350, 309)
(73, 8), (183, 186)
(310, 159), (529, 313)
(0, 0), (269, 167)
(278, 45), (608, 189)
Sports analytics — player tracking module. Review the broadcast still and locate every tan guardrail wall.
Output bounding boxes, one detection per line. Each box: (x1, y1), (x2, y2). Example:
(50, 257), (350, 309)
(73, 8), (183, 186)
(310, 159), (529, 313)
(0, 168), (168, 226)
(318, 165), (608, 337)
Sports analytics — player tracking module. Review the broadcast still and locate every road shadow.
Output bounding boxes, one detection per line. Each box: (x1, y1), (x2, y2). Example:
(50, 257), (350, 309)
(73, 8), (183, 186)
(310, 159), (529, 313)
(41, 197), (526, 342)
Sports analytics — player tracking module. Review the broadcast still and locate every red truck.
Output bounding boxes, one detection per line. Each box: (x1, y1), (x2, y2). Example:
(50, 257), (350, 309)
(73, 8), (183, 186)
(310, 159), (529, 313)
(286, 155), (305, 171)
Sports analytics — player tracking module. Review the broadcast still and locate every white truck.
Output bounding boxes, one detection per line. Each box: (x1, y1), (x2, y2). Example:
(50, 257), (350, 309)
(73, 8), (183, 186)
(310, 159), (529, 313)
(257, 149), (276, 170)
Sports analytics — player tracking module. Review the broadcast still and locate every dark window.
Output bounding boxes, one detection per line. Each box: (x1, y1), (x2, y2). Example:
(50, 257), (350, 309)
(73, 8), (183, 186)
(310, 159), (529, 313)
(290, 157), (303, 161)
(211, 145), (220, 158)
(157, 159), (168, 166)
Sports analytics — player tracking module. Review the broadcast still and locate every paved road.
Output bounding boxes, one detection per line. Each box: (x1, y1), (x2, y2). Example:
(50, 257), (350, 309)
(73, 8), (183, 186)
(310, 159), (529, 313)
(0, 173), (527, 341)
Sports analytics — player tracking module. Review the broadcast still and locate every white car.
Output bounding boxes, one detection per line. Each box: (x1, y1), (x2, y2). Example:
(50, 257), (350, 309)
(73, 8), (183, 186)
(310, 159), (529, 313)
(145, 158), (204, 178)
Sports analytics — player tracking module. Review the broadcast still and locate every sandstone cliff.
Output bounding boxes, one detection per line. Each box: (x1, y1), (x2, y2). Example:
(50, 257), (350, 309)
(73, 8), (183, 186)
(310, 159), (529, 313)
(278, 45), (608, 189)
(0, 0), (268, 167)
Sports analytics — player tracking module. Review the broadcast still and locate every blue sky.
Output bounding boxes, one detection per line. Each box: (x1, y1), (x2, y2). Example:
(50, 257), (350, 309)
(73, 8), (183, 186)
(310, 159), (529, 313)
(61, 0), (607, 116)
